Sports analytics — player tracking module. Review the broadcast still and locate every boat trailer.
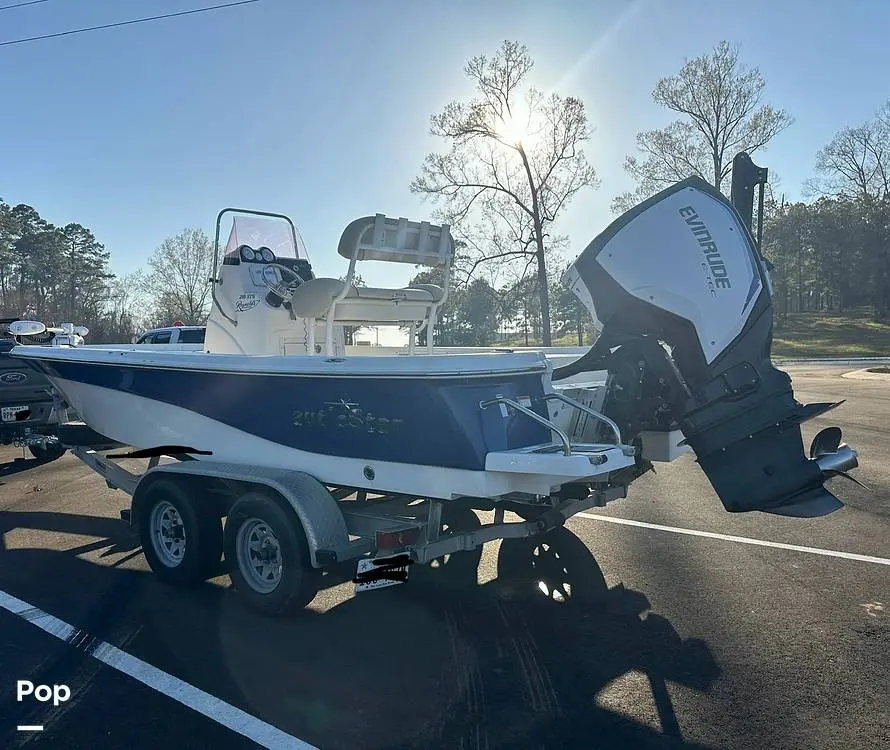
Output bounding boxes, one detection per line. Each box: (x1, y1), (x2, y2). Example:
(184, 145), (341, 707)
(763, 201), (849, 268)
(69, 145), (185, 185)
(55, 388), (636, 617)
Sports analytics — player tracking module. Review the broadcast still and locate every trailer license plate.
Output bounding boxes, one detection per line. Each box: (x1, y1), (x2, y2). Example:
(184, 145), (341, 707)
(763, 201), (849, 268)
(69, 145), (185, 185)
(1, 405), (27, 422)
(354, 557), (409, 593)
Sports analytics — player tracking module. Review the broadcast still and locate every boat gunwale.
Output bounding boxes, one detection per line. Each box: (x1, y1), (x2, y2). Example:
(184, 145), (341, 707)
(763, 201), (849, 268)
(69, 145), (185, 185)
(12, 346), (553, 379)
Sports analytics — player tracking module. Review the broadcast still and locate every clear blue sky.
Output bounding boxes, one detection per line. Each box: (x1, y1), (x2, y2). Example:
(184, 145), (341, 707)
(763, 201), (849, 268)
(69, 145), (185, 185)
(1, 0), (887, 289)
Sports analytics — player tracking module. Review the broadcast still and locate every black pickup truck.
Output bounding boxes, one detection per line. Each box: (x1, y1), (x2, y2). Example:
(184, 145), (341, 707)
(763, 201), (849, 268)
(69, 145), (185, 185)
(0, 321), (66, 461)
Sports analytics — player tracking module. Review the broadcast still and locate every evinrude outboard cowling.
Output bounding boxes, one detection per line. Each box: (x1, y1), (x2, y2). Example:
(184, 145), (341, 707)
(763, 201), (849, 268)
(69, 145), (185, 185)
(556, 154), (860, 517)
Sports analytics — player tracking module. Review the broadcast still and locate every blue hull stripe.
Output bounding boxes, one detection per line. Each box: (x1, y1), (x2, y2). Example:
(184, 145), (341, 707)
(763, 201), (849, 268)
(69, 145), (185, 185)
(38, 360), (552, 470)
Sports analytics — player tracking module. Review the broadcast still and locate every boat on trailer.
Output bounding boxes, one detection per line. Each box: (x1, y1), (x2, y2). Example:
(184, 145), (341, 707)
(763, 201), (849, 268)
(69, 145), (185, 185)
(9, 153), (863, 615)
(11, 209), (633, 500)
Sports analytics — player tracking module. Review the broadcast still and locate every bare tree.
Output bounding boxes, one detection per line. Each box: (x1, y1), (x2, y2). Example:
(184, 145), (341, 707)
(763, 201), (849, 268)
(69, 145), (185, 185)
(141, 228), (214, 325)
(804, 100), (890, 320)
(411, 40), (598, 346)
(105, 273), (146, 338)
(808, 99), (890, 201)
(613, 41), (792, 212)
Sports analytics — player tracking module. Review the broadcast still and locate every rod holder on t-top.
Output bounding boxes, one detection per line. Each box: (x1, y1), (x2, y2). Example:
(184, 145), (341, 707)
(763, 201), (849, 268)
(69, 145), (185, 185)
(730, 151), (769, 249)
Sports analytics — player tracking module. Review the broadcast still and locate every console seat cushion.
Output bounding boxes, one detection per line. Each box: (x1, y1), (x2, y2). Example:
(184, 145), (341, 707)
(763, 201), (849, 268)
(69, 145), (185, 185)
(289, 278), (444, 319)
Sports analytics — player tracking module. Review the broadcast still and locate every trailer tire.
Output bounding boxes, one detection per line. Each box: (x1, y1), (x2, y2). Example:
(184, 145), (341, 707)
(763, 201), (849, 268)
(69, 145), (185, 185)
(28, 441), (66, 462)
(224, 491), (321, 617)
(137, 479), (223, 586)
(496, 527), (607, 604)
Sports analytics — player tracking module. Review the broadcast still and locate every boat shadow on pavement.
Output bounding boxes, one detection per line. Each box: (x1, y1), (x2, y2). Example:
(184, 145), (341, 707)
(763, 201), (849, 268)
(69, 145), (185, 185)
(0, 505), (720, 750)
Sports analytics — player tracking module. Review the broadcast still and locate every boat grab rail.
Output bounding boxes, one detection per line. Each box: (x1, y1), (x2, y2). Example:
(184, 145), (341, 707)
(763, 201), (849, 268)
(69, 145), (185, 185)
(480, 396), (573, 455)
(479, 392), (623, 457)
(538, 392), (622, 446)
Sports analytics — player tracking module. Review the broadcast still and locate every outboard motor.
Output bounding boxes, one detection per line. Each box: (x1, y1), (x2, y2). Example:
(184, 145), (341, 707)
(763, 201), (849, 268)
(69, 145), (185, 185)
(556, 153), (860, 517)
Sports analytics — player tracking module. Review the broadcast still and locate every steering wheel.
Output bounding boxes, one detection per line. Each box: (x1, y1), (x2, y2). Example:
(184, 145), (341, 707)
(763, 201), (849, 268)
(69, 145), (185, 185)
(263, 263), (304, 304)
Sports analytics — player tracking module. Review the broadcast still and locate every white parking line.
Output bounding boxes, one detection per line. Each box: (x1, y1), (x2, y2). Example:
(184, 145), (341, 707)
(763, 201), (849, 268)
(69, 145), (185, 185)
(0, 590), (317, 749)
(577, 514), (890, 566)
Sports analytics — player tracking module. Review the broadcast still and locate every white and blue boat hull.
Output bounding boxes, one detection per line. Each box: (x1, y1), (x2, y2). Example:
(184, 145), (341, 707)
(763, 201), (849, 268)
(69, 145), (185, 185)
(19, 348), (634, 499)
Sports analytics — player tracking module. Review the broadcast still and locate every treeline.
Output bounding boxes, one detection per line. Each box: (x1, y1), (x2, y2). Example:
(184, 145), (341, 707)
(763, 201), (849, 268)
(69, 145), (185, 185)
(764, 196), (890, 322)
(411, 262), (592, 347)
(0, 200), (138, 341)
(763, 101), (889, 322)
(0, 200), (215, 342)
(0, 194), (589, 347)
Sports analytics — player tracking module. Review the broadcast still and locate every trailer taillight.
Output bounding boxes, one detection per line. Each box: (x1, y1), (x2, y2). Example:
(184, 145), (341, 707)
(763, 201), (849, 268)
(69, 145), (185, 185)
(376, 527), (421, 550)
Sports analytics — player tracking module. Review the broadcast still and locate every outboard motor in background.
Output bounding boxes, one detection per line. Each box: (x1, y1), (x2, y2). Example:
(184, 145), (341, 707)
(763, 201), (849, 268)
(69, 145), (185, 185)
(556, 152), (860, 517)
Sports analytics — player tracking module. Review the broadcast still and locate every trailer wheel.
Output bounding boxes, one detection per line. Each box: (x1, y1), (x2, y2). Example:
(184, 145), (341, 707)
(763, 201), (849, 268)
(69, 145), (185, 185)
(496, 527), (607, 604)
(224, 491), (321, 617)
(137, 479), (223, 586)
(28, 441), (66, 462)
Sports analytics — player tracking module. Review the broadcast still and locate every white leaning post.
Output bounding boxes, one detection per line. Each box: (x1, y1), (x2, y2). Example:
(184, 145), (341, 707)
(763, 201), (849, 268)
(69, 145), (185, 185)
(324, 259), (355, 356)
(424, 220), (452, 354)
(321, 214), (453, 356)
(305, 318), (315, 354)
(407, 322), (417, 355)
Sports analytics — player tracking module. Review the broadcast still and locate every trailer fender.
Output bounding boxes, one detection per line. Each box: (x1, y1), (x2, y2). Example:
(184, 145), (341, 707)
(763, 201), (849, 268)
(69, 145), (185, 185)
(132, 462), (349, 568)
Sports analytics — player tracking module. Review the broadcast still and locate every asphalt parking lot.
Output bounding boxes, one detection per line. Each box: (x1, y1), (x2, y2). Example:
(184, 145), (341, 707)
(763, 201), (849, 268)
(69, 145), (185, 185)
(0, 363), (887, 750)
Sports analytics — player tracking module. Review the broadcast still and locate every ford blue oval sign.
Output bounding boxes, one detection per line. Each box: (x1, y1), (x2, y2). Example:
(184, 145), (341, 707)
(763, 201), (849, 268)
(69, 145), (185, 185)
(0, 371), (27, 384)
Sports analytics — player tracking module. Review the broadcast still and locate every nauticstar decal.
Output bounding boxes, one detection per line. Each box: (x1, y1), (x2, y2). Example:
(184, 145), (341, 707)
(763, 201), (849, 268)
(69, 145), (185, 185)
(293, 398), (404, 435)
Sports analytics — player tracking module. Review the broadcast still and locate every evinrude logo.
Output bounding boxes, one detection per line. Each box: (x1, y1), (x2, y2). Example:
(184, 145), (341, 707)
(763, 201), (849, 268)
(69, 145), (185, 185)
(0, 371), (27, 384)
(679, 207), (731, 289)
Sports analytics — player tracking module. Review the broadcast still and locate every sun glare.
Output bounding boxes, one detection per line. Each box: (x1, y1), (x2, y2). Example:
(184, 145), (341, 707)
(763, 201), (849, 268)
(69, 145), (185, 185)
(496, 103), (538, 148)
(498, 112), (529, 146)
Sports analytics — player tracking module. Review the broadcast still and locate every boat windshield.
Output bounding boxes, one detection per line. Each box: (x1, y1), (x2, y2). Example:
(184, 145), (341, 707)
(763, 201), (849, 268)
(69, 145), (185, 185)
(222, 214), (309, 263)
